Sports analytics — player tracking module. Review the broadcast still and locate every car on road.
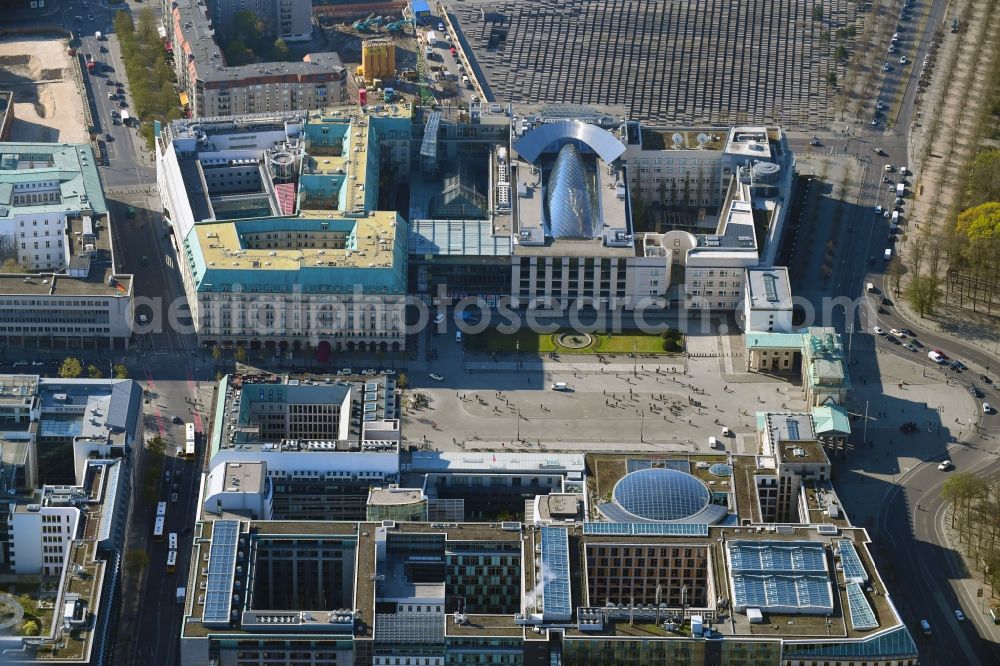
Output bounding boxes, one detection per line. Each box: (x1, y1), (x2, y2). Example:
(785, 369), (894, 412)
(971, 385), (984, 398)
(12, 361), (27, 367)
(938, 460), (953, 471)
(899, 55), (908, 64)
(954, 609), (965, 621)
(904, 343), (917, 352)
(881, 296), (893, 306)
(164, 469), (171, 482)
(172, 415), (184, 424)
(875, 205), (883, 215)
(883, 63), (891, 71)
(980, 374), (993, 384)
(919, 619), (931, 635)
(104, 133), (113, 141)
(140, 255), (149, 266)
(984, 402), (992, 414)
(99, 45), (108, 53)
(884, 164), (893, 173)
(900, 328), (915, 336)
(107, 91), (116, 99)
(88, 14), (95, 21)
(886, 334), (900, 345)
(910, 339), (924, 348)
(873, 147), (884, 155)
(551, 382), (570, 391)
(433, 313), (446, 325)
(873, 326), (885, 335)
(362, 368), (376, 375)
(170, 492), (178, 502)
(889, 328), (905, 337)
(429, 373), (444, 382)
(118, 100), (128, 108)
(337, 368), (352, 375)
(928, 351), (946, 363)
(809, 138), (822, 146)
(950, 360), (966, 371)
(933, 348), (948, 359)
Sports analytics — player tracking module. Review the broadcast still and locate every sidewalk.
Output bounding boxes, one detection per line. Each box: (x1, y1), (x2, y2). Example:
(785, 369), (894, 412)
(894, 295), (1000, 363)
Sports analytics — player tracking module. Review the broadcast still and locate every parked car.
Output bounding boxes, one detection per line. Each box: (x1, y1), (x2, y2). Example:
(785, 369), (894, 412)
(970, 385), (984, 398)
(938, 460), (953, 471)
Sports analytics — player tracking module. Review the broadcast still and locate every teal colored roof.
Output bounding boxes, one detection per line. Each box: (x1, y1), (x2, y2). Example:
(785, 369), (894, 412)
(812, 405), (851, 435)
(745, 332), (803, 349)
(782, 625), (917, 659)
(0, 143), (108, 218)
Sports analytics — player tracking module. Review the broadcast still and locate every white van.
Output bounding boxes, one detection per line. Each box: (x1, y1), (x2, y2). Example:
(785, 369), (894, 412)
(708, 436), (719, 449)
(722, 426), (731, 437)
(884, 248), (892, 260)
(551, 382), (568, 391)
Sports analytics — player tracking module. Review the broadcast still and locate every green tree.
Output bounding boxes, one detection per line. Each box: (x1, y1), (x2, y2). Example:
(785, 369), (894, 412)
(396, 372), (408, 389)
(887, 257), (905, 294)
(147, 435), (166, 454)
(905, 274), (943, 317)
(21, 620), (39, 637)
(834, 45), (848, 62)
(113, 364), (129, 379)
(826, 70), (838, 87)
(125, 549), (150, 572)
(224, 39), (253, 66)
(942, 473), (989, 528)
(272, 38), (289, 60)
(59, 357), (83, 378)
(812, 4), (823, 21)
(234, 345), (248, 363)
(212, 345), (223, 363)
(87, 364), (103, 379)
(964, 149), (1000, 208)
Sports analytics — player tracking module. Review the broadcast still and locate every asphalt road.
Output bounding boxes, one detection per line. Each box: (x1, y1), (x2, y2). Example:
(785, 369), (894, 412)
(879, 453), (1000, 666)
(788, 0), (1000, 659)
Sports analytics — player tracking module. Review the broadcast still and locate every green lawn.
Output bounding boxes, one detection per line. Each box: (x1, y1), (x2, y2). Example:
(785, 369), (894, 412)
(465, 329), (683, 355)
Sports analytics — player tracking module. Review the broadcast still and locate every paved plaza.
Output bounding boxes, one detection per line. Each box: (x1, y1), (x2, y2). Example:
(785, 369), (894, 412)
(403, 325), (975, 459)
(450, 0), (859, 127)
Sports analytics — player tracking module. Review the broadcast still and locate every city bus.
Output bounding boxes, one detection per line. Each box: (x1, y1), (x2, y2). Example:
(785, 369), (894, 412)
(153, 516), (165, 541)
(168, 532), (178, 551)
(166, 550), (177, 573)
(184, 422), (196, 459)
(156, 501), (167, 518)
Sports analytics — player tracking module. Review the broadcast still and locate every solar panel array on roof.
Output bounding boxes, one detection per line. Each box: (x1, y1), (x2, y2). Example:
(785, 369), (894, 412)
(729, 541), (827, 573)
(728, 540), (833, 614)
(582, 522), (709, 536)
(203, 520), (240, 626)
(731, 574), (833, 614)
(846, 582), (878, 630)
(838, 539), (869, 583)
(540, 527), (572, 621)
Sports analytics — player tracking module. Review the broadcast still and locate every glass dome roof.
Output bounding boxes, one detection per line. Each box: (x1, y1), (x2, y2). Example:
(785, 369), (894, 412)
(611, 468), (712, 522)
(546, 143), (595, 239)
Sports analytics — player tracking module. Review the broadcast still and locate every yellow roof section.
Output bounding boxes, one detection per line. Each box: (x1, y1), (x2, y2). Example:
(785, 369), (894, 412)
(194, 211), (399, 271)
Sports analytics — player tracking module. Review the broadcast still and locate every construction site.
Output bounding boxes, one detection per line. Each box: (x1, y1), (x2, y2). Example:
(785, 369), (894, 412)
(0, 35), (88, 143)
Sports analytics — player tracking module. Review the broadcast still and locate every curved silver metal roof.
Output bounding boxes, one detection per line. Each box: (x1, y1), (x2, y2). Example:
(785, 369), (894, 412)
(513, 120), (627, 164)
(546, 144), (594, 239)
